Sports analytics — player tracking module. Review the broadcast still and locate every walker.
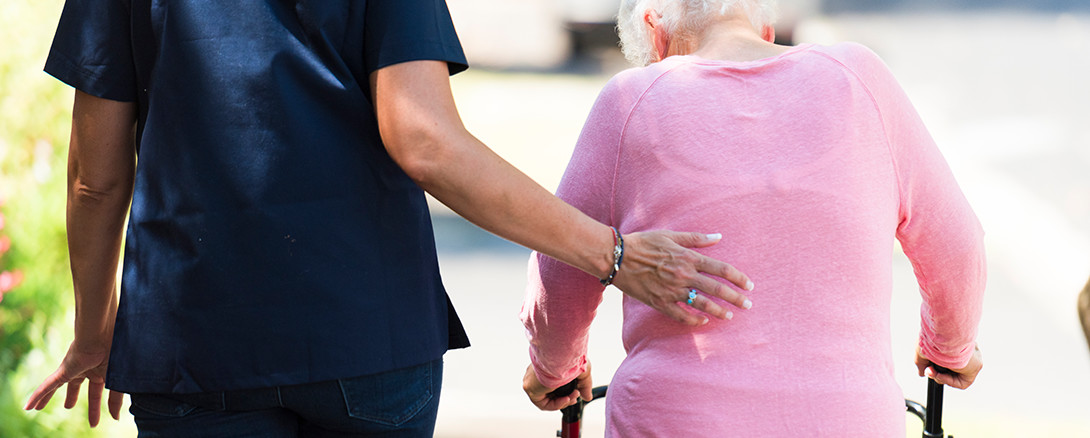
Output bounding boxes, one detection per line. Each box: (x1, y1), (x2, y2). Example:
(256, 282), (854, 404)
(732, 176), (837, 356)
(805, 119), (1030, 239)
(548, 366), (955, 438)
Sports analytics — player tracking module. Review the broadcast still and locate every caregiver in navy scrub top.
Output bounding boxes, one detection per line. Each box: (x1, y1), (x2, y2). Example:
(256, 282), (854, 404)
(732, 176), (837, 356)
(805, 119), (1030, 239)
(24, 0), (755, 436)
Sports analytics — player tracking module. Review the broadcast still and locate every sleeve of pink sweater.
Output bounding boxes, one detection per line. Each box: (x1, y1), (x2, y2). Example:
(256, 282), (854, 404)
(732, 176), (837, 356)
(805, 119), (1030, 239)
(835, 43), (986, 369)
(520, 73), (644, 388)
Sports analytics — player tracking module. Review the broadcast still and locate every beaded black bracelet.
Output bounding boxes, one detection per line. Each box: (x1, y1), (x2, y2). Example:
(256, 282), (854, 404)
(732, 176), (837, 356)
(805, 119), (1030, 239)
(600, 226), (624, 286)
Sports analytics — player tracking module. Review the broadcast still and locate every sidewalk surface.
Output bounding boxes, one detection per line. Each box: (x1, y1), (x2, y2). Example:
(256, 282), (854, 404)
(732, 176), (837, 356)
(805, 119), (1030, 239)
(434, 10), (1090, 438)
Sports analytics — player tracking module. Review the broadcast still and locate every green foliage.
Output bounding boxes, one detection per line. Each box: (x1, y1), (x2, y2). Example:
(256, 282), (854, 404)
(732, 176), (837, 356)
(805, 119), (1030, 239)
(0, 1), (133, 436)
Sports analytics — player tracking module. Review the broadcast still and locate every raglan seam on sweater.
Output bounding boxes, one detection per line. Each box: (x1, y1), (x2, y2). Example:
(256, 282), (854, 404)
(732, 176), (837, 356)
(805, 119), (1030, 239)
(810, 46), (946, 352)
(611, 61), (695, 227)
(808, 47), (907, 228)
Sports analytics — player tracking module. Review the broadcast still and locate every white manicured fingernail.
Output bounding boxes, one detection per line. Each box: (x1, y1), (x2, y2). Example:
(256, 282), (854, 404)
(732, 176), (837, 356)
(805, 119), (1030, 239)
(725, 311), (733, 320)
(745, 280), (754, 291)
(742, 299), (752, 309)
(706, 233), (722, 240)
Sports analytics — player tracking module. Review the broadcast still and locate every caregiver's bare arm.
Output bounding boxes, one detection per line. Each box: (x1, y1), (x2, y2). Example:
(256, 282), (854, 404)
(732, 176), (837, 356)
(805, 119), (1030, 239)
(24, 90), (134, 426)
(370, 60), (754, 325)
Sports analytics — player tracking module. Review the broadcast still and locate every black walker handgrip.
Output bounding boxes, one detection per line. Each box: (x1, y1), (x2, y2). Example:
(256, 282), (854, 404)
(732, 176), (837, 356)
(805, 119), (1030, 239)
(923, 365), (955, 438)
(550, 380), (608, 438)
(547, 380), (584, 425)
(546, 380), (580, 400)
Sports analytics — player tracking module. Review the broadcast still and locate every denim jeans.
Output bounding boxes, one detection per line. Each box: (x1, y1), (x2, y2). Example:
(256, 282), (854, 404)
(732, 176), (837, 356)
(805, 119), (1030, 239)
(129, 359), (442, 438)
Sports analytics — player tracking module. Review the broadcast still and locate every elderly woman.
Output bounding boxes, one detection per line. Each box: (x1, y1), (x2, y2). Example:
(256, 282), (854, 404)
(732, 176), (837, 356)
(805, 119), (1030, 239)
(520, 0), (985, 435)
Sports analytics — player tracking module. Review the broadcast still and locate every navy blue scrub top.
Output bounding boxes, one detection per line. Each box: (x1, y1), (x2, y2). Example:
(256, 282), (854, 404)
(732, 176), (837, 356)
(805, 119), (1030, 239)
(46, 0), (471, 393)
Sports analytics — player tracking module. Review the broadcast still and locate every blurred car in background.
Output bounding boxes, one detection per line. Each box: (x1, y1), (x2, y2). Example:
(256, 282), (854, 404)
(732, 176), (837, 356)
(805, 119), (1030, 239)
(559, 0), (819, 47)
(449, 0), (819, 69)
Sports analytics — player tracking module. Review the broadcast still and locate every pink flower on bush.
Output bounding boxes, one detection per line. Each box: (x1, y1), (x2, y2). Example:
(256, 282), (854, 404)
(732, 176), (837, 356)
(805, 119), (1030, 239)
(0, 198), (22, 303)
(0, 271), (22, 302)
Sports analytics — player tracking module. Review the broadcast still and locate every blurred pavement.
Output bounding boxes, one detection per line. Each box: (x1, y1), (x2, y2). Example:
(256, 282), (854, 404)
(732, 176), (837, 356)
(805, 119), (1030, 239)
(433, 9), (1090, 438)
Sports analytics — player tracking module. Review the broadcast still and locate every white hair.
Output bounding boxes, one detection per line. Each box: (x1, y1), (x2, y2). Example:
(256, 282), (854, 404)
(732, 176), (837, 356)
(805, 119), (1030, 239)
(617, 0), (779, 66)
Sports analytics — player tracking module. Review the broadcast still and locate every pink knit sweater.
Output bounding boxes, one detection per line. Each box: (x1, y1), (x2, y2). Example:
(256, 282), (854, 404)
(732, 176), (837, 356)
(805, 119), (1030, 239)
(521, 43), (985, 437)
